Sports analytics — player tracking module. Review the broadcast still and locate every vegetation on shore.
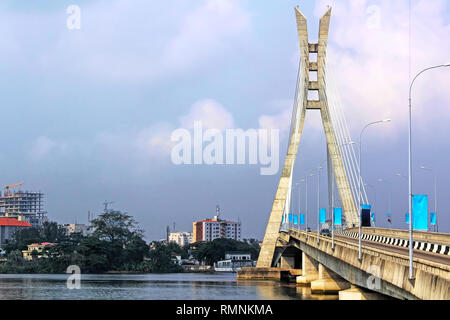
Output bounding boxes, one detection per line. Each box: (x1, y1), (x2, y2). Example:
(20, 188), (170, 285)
(0, 211), (260, 274)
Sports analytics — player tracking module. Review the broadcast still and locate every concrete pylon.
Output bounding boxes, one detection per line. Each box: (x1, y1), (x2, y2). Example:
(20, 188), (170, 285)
(257, 7), (359, 268)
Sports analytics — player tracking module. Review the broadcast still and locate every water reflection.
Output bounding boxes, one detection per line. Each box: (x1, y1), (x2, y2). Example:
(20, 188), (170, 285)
(0, 273), (337, 300)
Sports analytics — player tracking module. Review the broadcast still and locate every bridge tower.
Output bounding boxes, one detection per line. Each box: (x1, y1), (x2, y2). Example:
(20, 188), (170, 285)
(257, 7), (359, 268)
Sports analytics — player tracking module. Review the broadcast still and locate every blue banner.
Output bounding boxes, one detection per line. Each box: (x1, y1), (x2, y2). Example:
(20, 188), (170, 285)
(289, 213), (293, 223)
(413, 195), (428, 230)
(430, 212), (436, 225)
(293, 214), (298, 225)
(371, 213), (375, 223)
(361, 204), (372, 210)
(319, 209), (326, 223)
(405, 213), (409, 224)
(300, 214), (305, 225)
(334, 208), (342, 226)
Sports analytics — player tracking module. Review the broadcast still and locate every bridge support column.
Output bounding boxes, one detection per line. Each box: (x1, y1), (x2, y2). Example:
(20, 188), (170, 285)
(339, 285), (388, 300)
(296, 253), (319, 285)
(280, 256), (295, 269)
(310, 264), (351, 294)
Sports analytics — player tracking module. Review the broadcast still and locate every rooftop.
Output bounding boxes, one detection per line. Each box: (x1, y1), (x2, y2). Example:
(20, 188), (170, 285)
(0, 218), (31, 227)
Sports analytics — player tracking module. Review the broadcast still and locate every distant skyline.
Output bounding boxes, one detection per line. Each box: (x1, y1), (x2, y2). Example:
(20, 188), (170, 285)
(0, 0), (449, 240)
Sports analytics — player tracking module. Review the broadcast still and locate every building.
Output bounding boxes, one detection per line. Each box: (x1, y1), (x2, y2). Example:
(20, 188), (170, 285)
(214, 252), (255, 272)
(61, 223), (89, 236)
(22, 242), (55, 260)
(168, 232), (192, 247)
(0, 187), (46, 227)
(192, 212), (241, 243)
(0, 218), (31, 248)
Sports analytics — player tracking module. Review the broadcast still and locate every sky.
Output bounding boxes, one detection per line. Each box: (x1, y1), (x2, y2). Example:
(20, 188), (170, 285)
(0, 0), (449, 240)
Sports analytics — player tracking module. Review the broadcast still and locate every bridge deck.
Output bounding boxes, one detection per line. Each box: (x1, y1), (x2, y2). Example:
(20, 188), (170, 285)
(287, 228), (449, 299)
(334, 234), (450, 266)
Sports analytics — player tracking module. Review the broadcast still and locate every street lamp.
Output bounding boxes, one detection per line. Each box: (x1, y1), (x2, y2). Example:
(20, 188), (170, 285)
(377, 178), (392, 228)
(305, 172), (315, 236)
(316, 165), (323, 244)
(419, 166), (437, 232)
(298, 178), (306, 231)
(408, 63), (449, 279)
(358, 118), (391, 260)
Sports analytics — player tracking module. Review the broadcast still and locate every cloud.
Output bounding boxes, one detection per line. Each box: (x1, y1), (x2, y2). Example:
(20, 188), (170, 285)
(258, 105), (292, 137)
(29, 136), (66, 160)
(134, 123), (176, 157)
(312, 0), (450, 137)
(162, 0), (250, 73)
(179, 99), (234, 130)
(257, 98), (325, 142)
(94, 98), (235, 161)
(1, 0), (251, 83)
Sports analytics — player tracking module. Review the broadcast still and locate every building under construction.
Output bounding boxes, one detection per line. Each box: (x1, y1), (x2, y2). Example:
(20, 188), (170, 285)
(0, 183), (46, 227)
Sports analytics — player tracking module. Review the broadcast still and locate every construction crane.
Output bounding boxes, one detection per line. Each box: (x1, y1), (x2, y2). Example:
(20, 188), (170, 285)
(3, 183), (24, 195)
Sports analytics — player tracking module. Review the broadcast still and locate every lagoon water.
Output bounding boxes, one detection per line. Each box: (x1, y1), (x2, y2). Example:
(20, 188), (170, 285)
(0, 273), (338, 300)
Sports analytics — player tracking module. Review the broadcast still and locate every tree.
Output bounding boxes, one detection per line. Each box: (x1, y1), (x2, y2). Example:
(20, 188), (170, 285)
(42, 221), (67, 242)
(4, 227), (42, 252)
(147, 242), (183, 273)
(0, 212), (155, 274)
(90, 211), (143, 245)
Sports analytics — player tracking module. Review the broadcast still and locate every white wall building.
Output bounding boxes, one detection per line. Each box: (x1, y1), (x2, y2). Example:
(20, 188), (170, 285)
(61, 223), (89, 236)
(169, 231), (192, 247)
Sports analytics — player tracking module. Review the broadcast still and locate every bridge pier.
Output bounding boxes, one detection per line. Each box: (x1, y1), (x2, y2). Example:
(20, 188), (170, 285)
(296, 252), (319, 284)
(310, 264), (351, 294)
(339, 285), (388, 300)
(280, 255), (296, 269)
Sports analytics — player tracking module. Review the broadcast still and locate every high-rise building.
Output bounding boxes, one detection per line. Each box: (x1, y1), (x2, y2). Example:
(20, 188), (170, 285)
(192, 215), (241, 243)
(0, 189), (46, 227)
(168, 231), (192, 247)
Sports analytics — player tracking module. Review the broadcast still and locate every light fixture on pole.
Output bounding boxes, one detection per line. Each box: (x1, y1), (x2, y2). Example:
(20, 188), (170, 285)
(358, 118), (391, 260)
(419, 166), (437, 232)
(408, 63), (449, 279)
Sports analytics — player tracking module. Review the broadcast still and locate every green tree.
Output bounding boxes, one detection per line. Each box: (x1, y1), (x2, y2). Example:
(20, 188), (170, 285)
(147, 242), (183, 273)
(90, 211), (143, 243)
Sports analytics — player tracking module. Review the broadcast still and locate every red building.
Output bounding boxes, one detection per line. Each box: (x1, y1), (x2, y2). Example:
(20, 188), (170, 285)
(0, 217), (31, 248)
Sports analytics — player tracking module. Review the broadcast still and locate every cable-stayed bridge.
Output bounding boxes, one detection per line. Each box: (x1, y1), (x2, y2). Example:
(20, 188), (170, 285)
(238, 7), (450, 300)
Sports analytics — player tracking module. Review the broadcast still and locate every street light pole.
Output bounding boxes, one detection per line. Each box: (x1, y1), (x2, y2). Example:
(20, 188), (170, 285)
(330, 163), (335, 250)
(420, 166), (437, 232)
(305, 173), (315, 237)
(316, 165), (323, 244)
(358, 119), (391, 260)
(408, 63), (449, 279)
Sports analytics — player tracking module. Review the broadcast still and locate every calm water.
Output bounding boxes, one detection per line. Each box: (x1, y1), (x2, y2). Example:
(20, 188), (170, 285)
(0, 273), (337, 300)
